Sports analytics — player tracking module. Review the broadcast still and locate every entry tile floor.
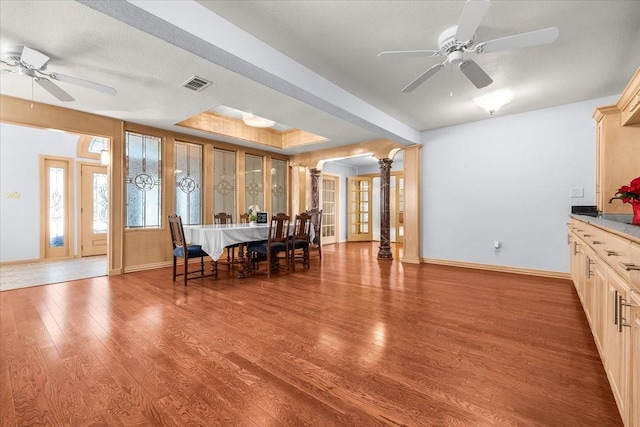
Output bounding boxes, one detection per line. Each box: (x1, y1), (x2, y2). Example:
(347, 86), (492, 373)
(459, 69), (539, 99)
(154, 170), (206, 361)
(0, 256), (106, 292)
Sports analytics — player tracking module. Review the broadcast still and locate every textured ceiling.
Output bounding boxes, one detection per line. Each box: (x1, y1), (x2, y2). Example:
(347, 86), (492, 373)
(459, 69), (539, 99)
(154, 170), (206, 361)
(1, 0), (639, 162)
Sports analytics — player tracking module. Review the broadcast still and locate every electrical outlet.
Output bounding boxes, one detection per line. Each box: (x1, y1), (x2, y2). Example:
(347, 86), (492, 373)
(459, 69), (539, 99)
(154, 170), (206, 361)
(6, 191), (20, 199)
(494, 241), (501, 252)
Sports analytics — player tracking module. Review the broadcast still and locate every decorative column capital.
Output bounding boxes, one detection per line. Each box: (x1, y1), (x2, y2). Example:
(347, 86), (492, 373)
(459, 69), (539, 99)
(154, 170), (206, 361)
(378, 158), (393, 173)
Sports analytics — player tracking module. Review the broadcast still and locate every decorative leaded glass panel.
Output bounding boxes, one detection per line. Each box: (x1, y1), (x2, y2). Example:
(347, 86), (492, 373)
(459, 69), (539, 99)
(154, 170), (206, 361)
(175, 141), (202, 225)
(93, 172), (108, 233)
(49, 167), (64, 247)
(245, 154), (263, 211)
(125, 131), (162, 228)
(214, 149), (236, 217)
(271, 159), (287, 215)
(87, 137), (109, 154)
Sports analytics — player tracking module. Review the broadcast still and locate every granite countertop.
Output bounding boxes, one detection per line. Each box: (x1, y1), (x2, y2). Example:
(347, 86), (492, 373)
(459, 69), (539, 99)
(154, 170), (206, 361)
(570, 214), (640, 241)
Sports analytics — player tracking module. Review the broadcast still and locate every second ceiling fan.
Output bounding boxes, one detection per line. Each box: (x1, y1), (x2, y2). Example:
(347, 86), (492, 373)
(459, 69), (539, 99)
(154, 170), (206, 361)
(378, 0), (559, 92)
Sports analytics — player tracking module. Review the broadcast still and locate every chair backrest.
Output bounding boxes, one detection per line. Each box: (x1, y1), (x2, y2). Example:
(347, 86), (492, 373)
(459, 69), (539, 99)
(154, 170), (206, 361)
(305, 209), (322, 244)
(269, 213), (290, 244)
(239, 212), (249, 224)
(168, 214), (187, 249)
(293, 212), (312, 242)
(214, 212), (232, 225)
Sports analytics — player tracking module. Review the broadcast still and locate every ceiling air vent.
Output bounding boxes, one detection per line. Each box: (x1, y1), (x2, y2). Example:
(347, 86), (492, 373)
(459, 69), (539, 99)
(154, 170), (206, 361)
(181, 76), (212, 92)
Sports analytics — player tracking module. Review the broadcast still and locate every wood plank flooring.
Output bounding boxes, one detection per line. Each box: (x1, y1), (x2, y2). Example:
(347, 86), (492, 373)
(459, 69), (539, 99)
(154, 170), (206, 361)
(0, 242), (622, 426)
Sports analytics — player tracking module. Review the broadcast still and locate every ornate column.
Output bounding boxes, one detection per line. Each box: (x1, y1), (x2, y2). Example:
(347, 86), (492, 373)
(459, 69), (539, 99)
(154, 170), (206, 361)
(378, 158), (393, 259)
(310, 168), (321, 211)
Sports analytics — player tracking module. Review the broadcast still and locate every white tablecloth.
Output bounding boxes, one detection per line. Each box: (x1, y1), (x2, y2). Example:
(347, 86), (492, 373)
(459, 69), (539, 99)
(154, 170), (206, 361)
(184, 224), (270, 261)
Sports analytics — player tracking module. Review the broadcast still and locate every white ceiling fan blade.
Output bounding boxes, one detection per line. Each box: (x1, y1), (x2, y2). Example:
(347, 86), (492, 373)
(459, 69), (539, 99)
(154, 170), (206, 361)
(477, 27), (559, 54)
(455, 0), (491, 42)
(459, 60), (493, 88)
(378, 50), (440, 58)
(35, 78), (75, 102)
(49, 72), (117, 95)
(402, 61), (446, 93)
(21, 46), (49, 69)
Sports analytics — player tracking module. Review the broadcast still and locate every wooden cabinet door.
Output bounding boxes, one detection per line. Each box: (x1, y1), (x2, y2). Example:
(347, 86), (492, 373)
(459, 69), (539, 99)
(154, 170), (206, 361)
(591, 258), (607, 356)
(628, 291), (640, 427)
(604, 269), (631, 424)
(569, 232), (581, 295)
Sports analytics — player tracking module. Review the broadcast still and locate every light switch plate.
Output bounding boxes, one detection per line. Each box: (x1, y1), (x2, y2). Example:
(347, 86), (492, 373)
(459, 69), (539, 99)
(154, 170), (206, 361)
(6, 191), (20, 199)
(570, 188), (584, 198)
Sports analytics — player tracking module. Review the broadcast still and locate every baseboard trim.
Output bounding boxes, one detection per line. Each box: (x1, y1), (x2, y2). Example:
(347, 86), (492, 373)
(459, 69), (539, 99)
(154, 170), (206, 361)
(124, 261), (172, 273)
(421, 257), (570, 280)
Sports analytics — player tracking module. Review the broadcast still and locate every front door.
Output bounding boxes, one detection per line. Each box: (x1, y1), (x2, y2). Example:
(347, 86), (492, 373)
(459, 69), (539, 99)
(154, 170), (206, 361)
(80, 163), (108, 256)
(347, 176), (372, 241)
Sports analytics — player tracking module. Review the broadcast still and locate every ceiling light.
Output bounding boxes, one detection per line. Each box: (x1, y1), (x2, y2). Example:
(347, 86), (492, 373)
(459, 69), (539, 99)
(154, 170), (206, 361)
(242, 112), (275, 128)
(473, 90), (513, 115)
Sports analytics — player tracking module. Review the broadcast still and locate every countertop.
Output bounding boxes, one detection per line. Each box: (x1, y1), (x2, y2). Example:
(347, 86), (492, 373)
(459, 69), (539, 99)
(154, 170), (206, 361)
(570, 214), (640, 241)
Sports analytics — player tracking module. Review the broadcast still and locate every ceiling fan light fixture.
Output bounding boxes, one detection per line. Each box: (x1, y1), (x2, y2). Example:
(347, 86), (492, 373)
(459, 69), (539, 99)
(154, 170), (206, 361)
(473, 89), (513, 115)
(242, 112), (275, 128)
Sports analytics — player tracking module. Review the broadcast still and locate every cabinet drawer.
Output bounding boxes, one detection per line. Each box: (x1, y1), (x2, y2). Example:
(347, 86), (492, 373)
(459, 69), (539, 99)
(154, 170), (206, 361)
(594, 231), (632, 280)
(628, 243), (640, 289)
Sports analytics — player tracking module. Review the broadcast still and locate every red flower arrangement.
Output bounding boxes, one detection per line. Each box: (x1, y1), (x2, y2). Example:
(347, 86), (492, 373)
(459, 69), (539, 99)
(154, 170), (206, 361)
(609, 176), (640, 225)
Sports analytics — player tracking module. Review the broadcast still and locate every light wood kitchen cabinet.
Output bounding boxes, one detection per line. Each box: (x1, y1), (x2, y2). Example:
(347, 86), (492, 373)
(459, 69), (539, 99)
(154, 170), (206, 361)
(604, 268), (631, 422)
(629, 290), (640, 427)
(593, 67), (640, 214)
(593, 106), (640, 214)
(617, 67), (640, 127)
(568, 217), (639, 427)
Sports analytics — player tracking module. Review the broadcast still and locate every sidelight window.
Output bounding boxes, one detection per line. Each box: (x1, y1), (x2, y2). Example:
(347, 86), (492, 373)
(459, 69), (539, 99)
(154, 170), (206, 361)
(125, 131), (162, 228)
(175, 141), (202, 225)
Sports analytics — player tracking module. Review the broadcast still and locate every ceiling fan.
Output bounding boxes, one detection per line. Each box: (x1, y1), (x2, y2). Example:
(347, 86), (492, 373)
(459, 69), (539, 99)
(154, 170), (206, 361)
(0, 45), (117, 102)
(378, 0), (559, 93)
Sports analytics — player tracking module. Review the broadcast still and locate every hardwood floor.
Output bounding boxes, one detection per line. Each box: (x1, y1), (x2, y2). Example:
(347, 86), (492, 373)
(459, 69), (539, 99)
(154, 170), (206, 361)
(0, 242), (622, 426)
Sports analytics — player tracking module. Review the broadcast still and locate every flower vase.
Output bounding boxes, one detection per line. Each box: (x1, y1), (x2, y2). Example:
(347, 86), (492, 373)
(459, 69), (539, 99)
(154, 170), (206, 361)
(249, 221), (256, 227)
(632, 202), (640, 226)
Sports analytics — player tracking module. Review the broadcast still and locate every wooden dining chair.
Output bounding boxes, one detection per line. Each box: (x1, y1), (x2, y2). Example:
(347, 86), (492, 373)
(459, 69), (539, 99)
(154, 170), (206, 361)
(290, 212), (312, 270)
(168, 214), (216, 285)
(305, 208), (323, 259)
(214, 212), (239, 270)
(247, 213), (290, 279)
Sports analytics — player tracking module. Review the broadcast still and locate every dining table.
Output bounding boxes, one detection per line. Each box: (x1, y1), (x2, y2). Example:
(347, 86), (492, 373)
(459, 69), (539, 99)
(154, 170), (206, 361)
(183, 223), (270, 278)
(184, 221), (314, 279)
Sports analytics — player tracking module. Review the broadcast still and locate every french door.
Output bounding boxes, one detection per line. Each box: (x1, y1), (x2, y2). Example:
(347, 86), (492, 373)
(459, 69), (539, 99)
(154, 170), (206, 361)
(80, 163), (108, 256)
(347, 176), (372, 241)
(321, 174), (338, 244)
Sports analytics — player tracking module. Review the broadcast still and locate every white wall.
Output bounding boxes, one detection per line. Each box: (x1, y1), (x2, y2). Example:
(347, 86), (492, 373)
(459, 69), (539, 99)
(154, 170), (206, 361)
(323, 161), (357, 242)
(0, 123), (92, 262)
(420, 95), (619, 273)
